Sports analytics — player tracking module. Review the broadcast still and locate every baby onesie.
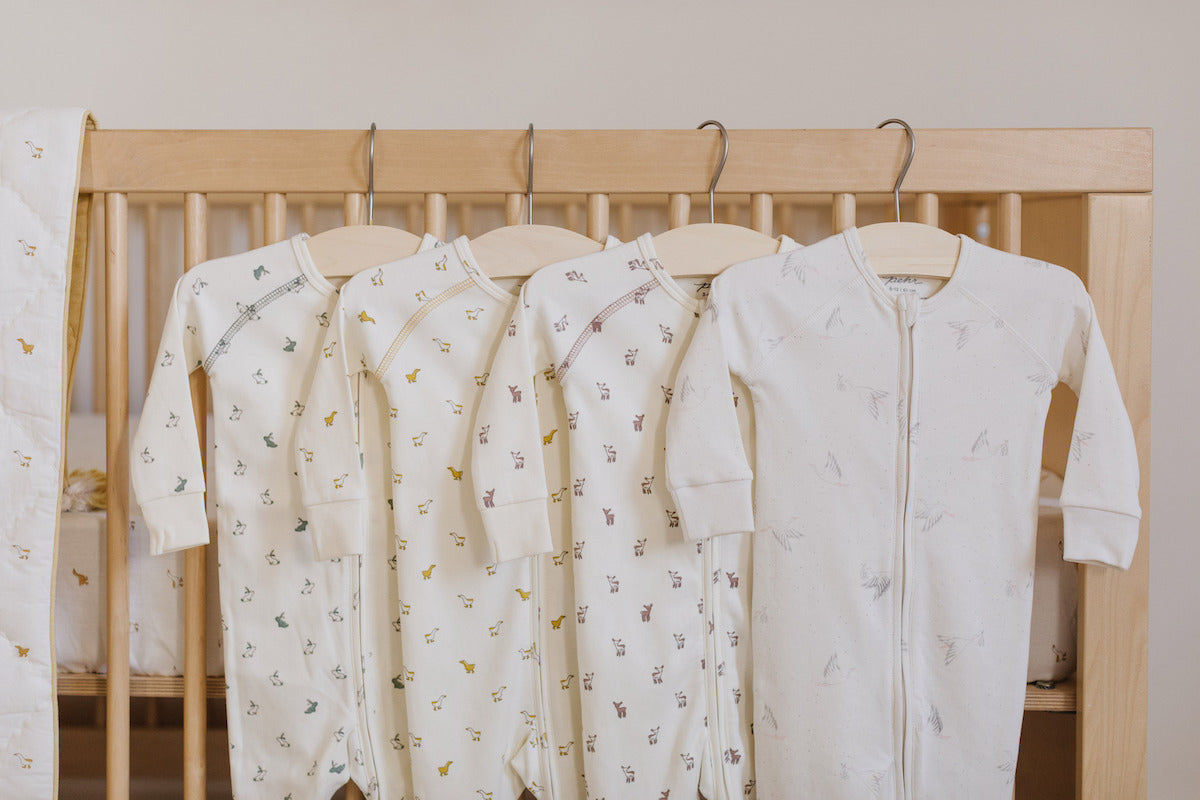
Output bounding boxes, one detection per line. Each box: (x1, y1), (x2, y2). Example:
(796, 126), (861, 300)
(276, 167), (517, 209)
(132, 232), (436, 800)
(472, 233), (795, 800)
(294, 238), (549, 799)
(665, 229), (1141, 799)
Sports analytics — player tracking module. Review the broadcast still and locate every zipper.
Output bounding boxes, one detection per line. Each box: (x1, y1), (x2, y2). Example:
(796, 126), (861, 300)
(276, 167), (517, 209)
(700, 536), (729, 798)
(350, 371), (381, 797)
(895, 294), (920, 799)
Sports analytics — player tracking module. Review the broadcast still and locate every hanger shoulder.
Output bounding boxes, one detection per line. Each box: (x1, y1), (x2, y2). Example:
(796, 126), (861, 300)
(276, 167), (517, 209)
(652, 223), (780, 275)
(306, 225), (425, 277)
(468, 224), (604, 277)
(855, 222), (961, 279)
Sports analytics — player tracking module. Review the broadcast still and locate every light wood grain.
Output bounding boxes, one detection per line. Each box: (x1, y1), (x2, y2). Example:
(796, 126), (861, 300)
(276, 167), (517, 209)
(504, 192), (523, 227)
(142, 202), (162, 382)
(344, 193), (365, 226)
(104, 191), (130, 800)
(832, 193), (856, 232)
(997, 193), (1022, 254)
(91, 194), (106, 411)
(425, 193), (447, 240)
(914, 193), (938, 226)
(58, 674), (226, 698)
(668, 193), (690, 229)
(587, 194), (609, 241)
(1077, 194), (1151, 800)
(79, 129), (1153, 193)
(182, 193), (209, 800)
(264, 193), (287, 244)
(750, 193), (773, 235)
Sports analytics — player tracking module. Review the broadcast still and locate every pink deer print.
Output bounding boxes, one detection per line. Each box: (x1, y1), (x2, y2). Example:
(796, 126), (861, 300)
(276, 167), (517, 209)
(625, 348), (638, 365)
(724, 748), (742, 765)
(583, 673), (594, 691)
(674, 633), (686, 650)
(604, 444), (617, 463)
(597, 382), (610, 400)
(681, 753), (695, 771)
(511, 451), (525, 469)
(666, 509), (679, 527)
(482, 489), (496, 508)
(568, 412), (579, 430)
(659, 324), (674, 343)
(640, 604), (653, 622)
(586, 734), (597, 752)
(648, 726), (660, 745)
(507, 321), (516, 337)
(591, 319), (603, 333)
(603, 508), (614, 526)
(478, 425), (489, 444)
(726, 571), (739, 588)
(652, 665), (664, 684)
(612, 638), (626, 657)
(607, 575), (620, 593)
(574, 541), (586, 559)
(675, 691), (687, 708)
(662, 385), (674, 404)
(613, 701), (627, 719)
(634, 538), (647, 556)
(727, 630), (740, 647)
(508, 385), (522, 403)
(632, 414), (644, 432)
(668, 570), (682, 588)
(633, 286), (649, 304)
(577, 605), (588, 623)
(642, 476), (654, 494)
(553, 315), (569, 332)
(573, 478), (586, 496)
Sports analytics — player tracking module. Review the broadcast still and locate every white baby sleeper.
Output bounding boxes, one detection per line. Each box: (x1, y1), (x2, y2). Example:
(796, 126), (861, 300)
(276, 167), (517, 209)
(665, 229), (1141, 799)
(132, 233), (436, 799)
(472, 233), (795, 800)
(294, 239), (550, 799)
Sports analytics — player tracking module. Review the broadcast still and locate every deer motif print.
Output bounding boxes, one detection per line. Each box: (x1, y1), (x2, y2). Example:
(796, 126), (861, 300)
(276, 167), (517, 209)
(659, 324), (673, 343)
(583, 673), (594, 691)
(603, 508), (614, 525)
(673, 633), (686, 650)
(604, 444), (617, 463)
(510, 451), (525, 469)
(612, 638), (627, 656)
(665, 509), (679, 527)
(613, 701), (628, 718)
(568, 411), (579, 429)
(641, 476), (654, 494)
(668, 570), (682, 588)
(640, 604), (653, 622)
(625, 348), (638, 365)
(508, 385), (522, 402)
(622, 765), (636, 783)
(675, 691), (687, 708)
(681, 753), (695, 771)
(477, 425), (490, 445)
(573, 478), (586, 496)
(576, 605), (588, 623)
(726, 571), (739, 588)
(607, 575), (620, 593)
(634, 538), (647, 556)
(632, 413), (645, 432)
(651, 665), (664, 684)
(553, 315), (569, 332)
(586, 734), (597, 752)
(597, 382), (611, 400)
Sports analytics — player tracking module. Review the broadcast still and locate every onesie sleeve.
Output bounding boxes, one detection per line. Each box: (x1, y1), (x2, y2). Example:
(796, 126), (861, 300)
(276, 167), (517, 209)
(664, 285), (755, 542)
(132, 276), (209, 556)
(294, 299), (368, 561)
(471, 284), (554, 562)
(1056, 293), (1141, 569)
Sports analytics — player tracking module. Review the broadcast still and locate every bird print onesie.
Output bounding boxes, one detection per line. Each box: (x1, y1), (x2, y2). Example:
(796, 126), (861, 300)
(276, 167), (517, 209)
(664, 229), (1141, 799)
(132, 232), (437, 800)
(294, 238), (555, 799)
(472, 233), (796, 800)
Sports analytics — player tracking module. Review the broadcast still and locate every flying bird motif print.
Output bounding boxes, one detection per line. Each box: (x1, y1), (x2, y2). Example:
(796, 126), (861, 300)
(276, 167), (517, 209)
(947, 317), (1003, 350)
(835, 374), (888, 420)
(1027, 368), (1058, 396)
(812, 451), (849, 486)
(860, 564), (892, 601)
(820, 306), (858, 339)
(927, 705), (946, 737)
(915, 500), (954, 531)
(1071, 430), (1093, 461)
(819, 652), (854, 686)
(779, 250), (812, 283)
(937, 630), (985, 665)
(964, 429), (1008, 461)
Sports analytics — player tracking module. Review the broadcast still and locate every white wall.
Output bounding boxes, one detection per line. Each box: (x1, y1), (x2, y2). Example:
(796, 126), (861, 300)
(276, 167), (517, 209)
(2, 0), (1195, 795)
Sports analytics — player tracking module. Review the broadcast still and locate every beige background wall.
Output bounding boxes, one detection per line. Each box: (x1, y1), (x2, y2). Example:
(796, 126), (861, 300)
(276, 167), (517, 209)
(1, 0), (1194, 796)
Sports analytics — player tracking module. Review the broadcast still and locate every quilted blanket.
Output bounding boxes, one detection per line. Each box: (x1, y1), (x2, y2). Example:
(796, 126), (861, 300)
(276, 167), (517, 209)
(0, 108), (91, 800)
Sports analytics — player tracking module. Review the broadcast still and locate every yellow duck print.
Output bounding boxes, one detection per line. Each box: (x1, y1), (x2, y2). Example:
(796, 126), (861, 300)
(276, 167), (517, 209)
(12, 545), (30, 560)
(542, 429), (558, 445)
(15, 645), (30, 658)
(358, 310), (376, 324)
(299, 448), (314, 462)
(16, 338), (34, 355)
(459, 660), (476, 674)
(323, 342), (336, 358)
(14, 753), (33, 770)
(333, 474), (348, 489)
(438, 760), (453, 776)
(72, 568), (89, 586)
(406, 368), (420, 383)
(449, 531), (466, 547)
(550, 615), (566, 630)
(447, 466), (463, 480)
(515, 588), (532, 601)
(466, 727), (481, 741)
(324, 410), (337, 426)
(421, 564), (436, 580)
(13, 450), (31, 468)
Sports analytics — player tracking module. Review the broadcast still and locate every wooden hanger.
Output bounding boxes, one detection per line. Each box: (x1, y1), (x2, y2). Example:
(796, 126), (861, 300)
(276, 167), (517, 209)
(651, 121), (781, 275)
(468, 124), (604, 277)
(856, 119), (961, 279)
(306, 123), (425, 277)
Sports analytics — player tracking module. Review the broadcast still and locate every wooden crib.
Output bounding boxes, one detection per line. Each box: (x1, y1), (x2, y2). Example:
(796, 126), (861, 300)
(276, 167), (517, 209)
(69, 127), (1151, 799)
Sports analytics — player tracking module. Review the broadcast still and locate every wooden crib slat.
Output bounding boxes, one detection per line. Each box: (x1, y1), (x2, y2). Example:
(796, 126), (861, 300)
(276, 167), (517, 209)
(426, 193), (448, 241)
(915, 193), (939, 226)
(182, 192), (209, 800)
(667, 193), (690, 229)
(997, 193), (1022, 254)
(504, 192), (523, 227)
(264, 193), (287, 244)
(564, 202), (582, 235)
(618, 202), (634, 243)
(248, 201), (265, 250)
(302, 201), (318, 236)
(104, 191), (131, 800)
(91, 193), (106, 412)
(832, 193), (856, 233)
(344, 193), (365, 226)
(142, 202), (163, 383)
(459, 202), (474, 238)
(586, 194), (609, 242)
(750, 193), (773, 236)
(406, 200), (423, 236)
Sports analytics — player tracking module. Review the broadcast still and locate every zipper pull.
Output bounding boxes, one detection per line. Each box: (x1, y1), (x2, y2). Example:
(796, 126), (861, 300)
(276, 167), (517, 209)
(897, 293), (920, 328)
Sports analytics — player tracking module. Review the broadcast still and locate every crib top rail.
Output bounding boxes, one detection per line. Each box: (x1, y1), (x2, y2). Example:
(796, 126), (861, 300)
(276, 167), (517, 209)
(79, 128), (1153, 195)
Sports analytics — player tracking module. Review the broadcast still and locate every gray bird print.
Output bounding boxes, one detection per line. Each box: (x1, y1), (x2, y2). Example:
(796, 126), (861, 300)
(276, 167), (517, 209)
(937, 630), (985, 665)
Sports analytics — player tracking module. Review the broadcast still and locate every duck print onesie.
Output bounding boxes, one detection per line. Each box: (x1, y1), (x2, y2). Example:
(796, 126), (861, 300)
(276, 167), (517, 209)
(665, 229), (1141, 799)
(472, 233), (795, 800)
(132, 232), (437, 800)
(294, 238), (549, 799)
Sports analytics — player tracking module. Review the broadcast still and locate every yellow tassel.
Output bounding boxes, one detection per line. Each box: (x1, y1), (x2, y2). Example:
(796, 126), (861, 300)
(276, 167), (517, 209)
(62, 468), (107, 512)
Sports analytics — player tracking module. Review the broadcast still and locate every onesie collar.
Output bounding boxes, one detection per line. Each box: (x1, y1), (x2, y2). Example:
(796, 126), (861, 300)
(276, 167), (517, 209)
(290, 233), (338, 297)
(450, 235), (519, 302)
(842, 226), (975, 313)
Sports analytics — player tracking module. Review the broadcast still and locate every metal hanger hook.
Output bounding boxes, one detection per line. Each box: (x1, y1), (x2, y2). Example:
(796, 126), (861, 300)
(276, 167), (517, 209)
(368, 122), (376, 225)
(697, 120), (729, 224)
(526, 123), (534, 225)
(876, 118), (915, 222)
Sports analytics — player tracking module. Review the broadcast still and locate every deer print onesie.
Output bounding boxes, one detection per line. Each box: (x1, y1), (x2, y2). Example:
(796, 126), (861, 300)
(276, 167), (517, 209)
(294, 238), (557, 799)
(665, 229), (1142, 799)
(473, 233), (796, 800)
(132, 233), (437, 800)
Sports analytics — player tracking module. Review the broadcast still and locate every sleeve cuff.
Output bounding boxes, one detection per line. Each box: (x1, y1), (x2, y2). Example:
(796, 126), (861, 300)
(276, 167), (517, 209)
(482, 498), (553, 562)
(1061, 505), (1141, 569)
(140, 494), (211, 555)
(672, 480), (754, 541)
(307, 500), (367, 560)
